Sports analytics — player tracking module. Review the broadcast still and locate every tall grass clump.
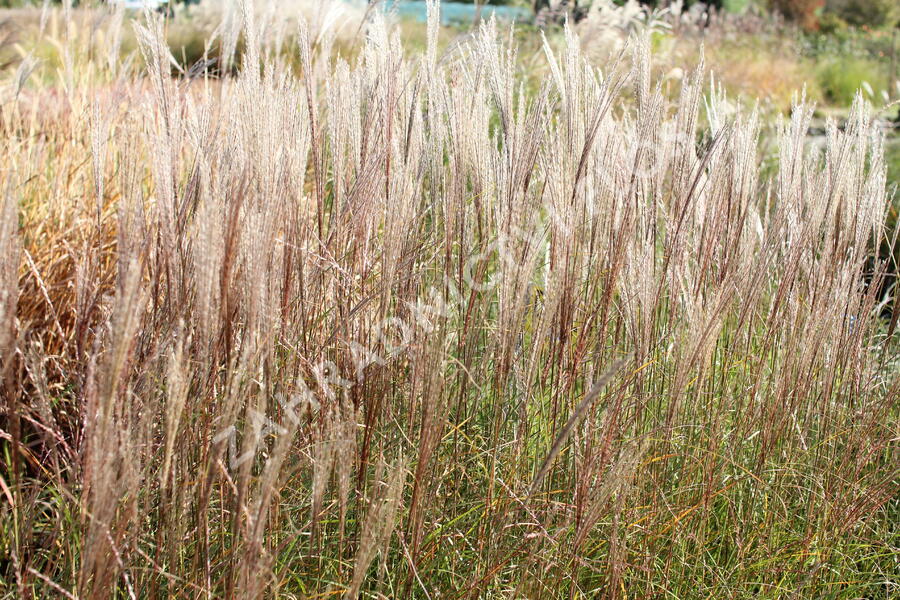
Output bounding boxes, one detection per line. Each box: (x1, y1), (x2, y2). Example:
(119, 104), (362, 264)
(0, 1), (897, 598)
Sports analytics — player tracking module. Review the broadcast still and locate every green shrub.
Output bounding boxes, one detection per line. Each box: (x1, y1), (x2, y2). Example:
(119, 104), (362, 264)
(722, 0), (755, 12)
(816, 10), (848, 34)
(888, 139), (900, 193)
(825, 0), (900, 28)
(815, 56), (886, 105)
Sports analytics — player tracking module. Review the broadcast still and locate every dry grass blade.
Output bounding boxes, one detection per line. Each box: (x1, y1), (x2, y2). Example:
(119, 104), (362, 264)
(528, 354), (633, 497)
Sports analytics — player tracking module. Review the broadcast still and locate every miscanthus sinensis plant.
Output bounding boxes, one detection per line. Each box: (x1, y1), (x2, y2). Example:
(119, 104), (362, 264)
(0, 1), (897, 598)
